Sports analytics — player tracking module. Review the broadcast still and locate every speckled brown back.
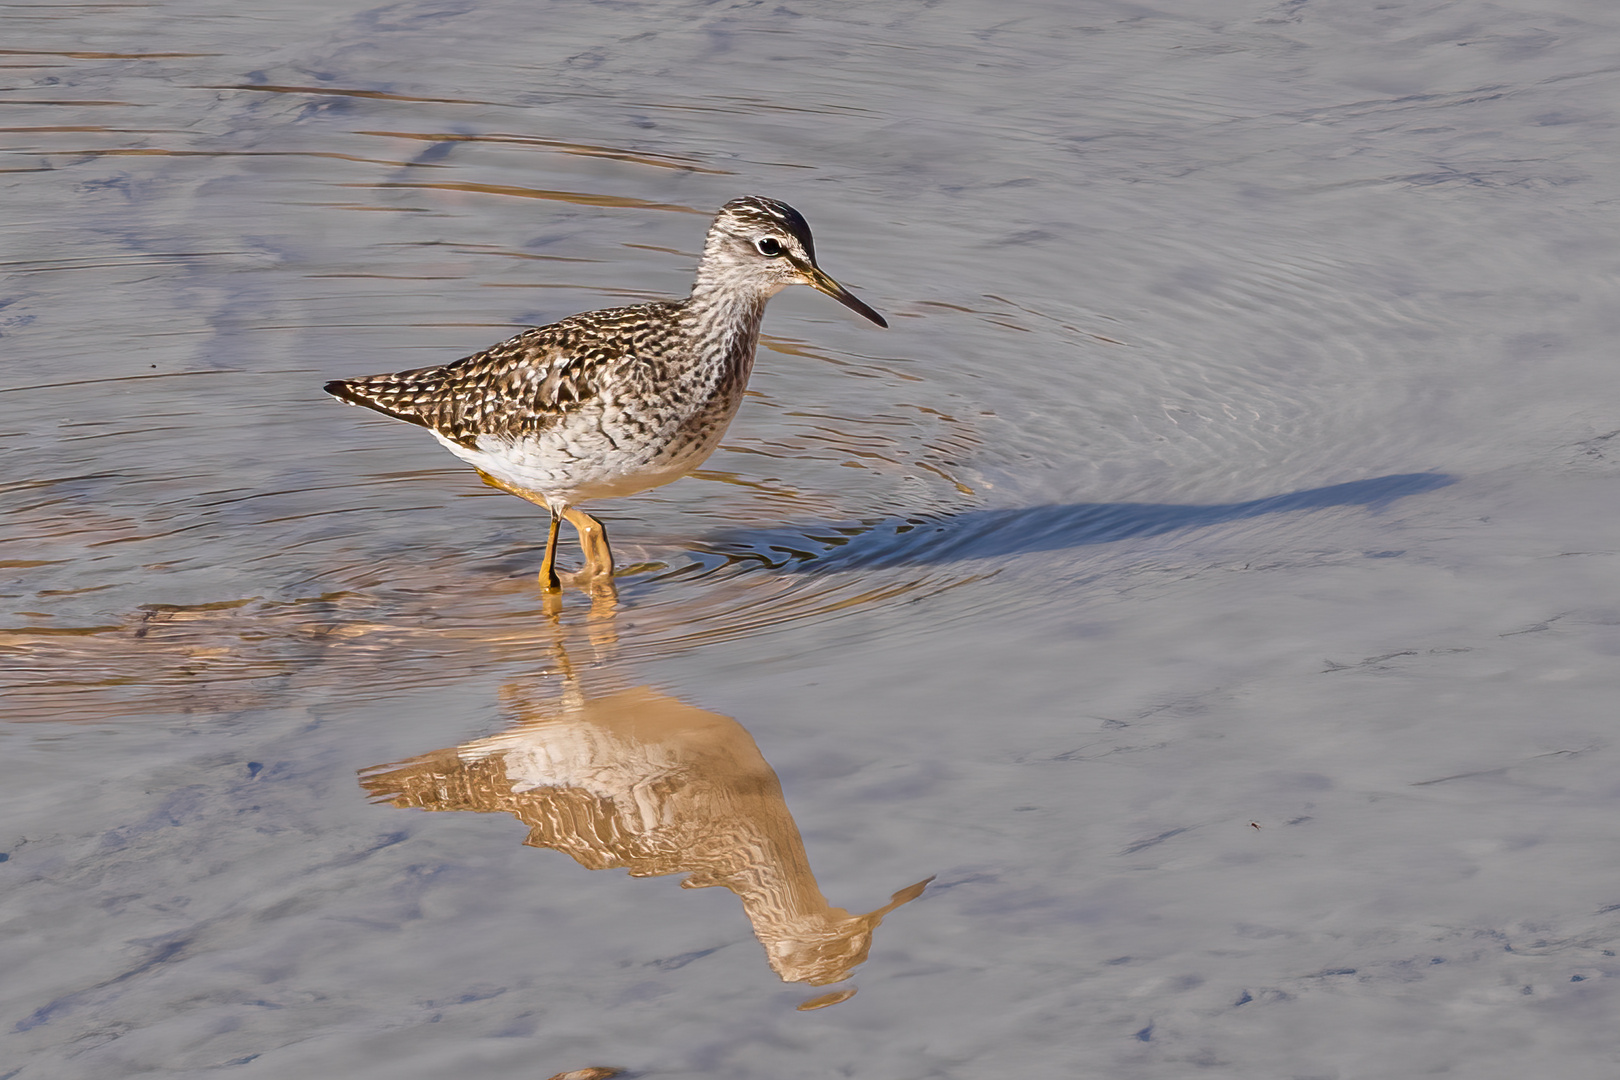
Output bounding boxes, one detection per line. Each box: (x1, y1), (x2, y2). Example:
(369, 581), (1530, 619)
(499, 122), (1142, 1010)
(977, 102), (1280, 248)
(325, 299), (690, 449)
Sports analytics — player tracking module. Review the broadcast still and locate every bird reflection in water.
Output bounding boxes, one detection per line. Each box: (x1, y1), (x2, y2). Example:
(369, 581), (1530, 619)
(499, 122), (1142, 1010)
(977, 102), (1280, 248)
(359, 668), (930, 1008)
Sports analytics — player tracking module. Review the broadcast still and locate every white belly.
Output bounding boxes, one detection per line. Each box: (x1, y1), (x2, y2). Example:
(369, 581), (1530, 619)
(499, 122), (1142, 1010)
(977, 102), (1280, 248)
(433, 417), (730, 510)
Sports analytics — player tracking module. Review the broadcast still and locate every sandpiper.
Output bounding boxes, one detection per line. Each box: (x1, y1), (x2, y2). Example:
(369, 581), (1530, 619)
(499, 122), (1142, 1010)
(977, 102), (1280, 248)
(325, 196), (887, 592)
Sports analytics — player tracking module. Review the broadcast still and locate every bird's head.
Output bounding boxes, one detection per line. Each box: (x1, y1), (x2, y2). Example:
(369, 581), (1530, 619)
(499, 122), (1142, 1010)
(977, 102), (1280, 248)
(699, 195), (887, 327)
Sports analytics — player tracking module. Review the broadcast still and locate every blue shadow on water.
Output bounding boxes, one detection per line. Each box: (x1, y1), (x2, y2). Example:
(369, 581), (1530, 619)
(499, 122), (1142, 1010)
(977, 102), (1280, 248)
(693, 472), (1457, 572)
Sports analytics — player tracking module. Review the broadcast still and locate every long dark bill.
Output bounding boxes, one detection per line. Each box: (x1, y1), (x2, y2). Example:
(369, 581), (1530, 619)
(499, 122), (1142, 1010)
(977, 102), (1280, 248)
(801, 263), (888, 328)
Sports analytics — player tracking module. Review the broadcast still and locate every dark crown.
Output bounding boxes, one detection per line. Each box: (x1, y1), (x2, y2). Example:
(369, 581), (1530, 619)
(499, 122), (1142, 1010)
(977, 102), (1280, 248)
(718, 196), (817, 261)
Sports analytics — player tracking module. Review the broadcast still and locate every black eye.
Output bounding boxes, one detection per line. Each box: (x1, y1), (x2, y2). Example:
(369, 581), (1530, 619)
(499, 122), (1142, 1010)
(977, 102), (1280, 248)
(755, 236), (783, 257)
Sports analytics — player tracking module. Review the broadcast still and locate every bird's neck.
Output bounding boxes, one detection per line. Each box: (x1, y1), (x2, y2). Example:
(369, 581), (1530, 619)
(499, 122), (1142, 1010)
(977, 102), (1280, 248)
(683, 263), (772, 371)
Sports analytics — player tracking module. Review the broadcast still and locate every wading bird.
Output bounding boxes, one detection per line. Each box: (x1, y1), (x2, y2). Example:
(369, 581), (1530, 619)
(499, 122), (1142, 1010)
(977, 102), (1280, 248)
(325, 196), (887, 592)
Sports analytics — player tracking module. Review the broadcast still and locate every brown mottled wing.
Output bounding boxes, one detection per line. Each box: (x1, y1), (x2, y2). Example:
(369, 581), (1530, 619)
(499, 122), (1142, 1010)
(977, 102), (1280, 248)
(325, 301), (679, 449)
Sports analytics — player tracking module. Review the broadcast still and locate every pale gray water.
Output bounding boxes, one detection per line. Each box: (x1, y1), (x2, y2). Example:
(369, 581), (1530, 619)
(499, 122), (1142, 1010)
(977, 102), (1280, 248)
(5, 1), (1620, 1076)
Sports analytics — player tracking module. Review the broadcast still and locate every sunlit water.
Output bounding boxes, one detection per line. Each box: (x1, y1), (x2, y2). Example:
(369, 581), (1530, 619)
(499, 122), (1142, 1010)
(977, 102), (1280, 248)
(6, 1), (1620, 1077)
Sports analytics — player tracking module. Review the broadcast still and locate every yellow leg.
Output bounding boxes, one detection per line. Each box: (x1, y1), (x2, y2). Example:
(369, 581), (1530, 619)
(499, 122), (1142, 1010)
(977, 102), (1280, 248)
(537, 513), (562, 593)
(562, 507), (614, 584)
(477, 469), (566, 591)
(476, 468), (535, 502)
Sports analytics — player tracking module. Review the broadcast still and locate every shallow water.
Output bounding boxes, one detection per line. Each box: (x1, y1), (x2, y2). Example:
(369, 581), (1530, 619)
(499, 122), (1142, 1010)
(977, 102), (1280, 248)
(6, 1), (1620, 1076)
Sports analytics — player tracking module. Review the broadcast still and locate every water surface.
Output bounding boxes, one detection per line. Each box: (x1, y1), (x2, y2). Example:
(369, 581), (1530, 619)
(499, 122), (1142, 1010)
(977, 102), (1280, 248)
(6, 2), (1620, 1077)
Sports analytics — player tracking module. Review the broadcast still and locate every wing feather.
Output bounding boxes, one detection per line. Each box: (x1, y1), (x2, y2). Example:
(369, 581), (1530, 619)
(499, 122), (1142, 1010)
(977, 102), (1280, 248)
(326, 300), (681, 449)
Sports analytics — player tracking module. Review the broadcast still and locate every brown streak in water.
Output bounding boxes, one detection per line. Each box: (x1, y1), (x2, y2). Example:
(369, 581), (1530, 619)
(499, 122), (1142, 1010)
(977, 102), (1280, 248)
(1, 625), (124, 638)
(914, 460), (976, 496)
(360, 673), (930, 990)
(305, 273), (463, 281)
(617, 96), (864, 119)
(0, 369), (291, 397)
(2, 470), (124, 492)
(36, 583), (119, 597)
(447, 243), (597, 264)
(759, 335), (839, 361)
(622, 243), (690, 257)
(47, 147), (449, 168)
(355, 130), (731, 174)
(914, 300), (986, 314)
(0, 125), (171, 133)
(617, 100), (737, 116)
(710, 95), (874, 116)
(139, 598), (262, 614)
(353, 181), (703, 213)
(0, 48), (219, 59)
(298, 202), (432, 213)
(687, 469), (803, 496)
(2, 250), (258, 271)
(711, 444), (795, 460)
(0, 100), (142, 106)
(476, 284), (670, 302)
